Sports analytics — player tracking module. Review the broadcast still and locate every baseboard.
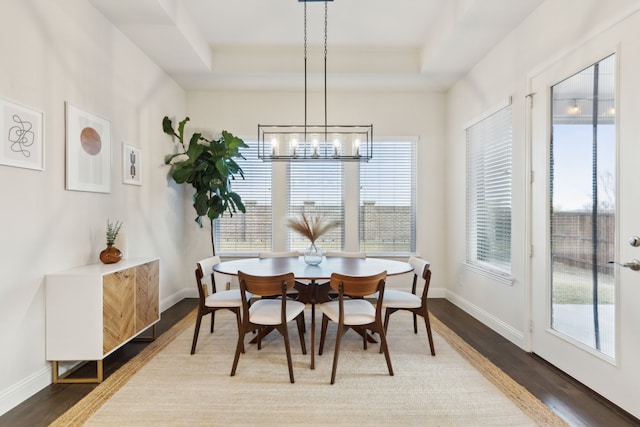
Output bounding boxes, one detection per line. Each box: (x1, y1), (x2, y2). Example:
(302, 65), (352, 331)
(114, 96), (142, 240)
(160, 288), (190, 312)
(427, 287), (446, 298)
(443, 290), (526, 349)
(0, 366), (51, 417)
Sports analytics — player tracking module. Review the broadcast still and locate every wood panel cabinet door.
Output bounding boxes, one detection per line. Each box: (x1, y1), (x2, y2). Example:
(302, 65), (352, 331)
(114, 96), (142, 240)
(136, 260), (159, 333)
(103, 268), (135, 354)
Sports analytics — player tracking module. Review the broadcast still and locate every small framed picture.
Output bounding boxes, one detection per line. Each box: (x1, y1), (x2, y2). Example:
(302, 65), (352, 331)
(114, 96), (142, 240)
(0, 97), (45, 171)
(122, 142), (142, 186)
(65, 102), (111, 193)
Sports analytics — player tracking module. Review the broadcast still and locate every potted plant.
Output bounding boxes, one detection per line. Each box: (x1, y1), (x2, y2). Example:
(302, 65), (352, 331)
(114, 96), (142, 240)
(162, 116), (248, 255)
(100, 219), (123, 264)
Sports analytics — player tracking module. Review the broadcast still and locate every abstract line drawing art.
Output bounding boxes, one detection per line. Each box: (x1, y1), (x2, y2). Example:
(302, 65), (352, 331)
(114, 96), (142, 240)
(65, 102), (111, 193)
(0, 97), (44, 170)
(122, 142), (142, 186)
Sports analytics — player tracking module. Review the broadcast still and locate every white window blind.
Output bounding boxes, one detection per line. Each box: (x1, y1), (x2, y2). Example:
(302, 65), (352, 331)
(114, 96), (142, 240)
(466, 104), (512, 274)
(360, 140), (416, 253)
(287, 162), (344, 251)
(215, 140), (272, 253)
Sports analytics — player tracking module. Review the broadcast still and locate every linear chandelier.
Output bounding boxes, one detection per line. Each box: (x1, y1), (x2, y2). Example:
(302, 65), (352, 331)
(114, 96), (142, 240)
(258, 0), (373, 162)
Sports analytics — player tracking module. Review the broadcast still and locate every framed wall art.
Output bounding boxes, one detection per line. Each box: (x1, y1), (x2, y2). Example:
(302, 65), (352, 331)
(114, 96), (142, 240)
(65, 102), (111, 193)
(0, 97), (44, 170)
(122, 142), (142, 186)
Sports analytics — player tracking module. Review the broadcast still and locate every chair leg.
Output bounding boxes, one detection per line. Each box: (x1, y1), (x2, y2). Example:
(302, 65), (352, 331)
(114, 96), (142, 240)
(296, 313), (307, 354)
(330, 324), (345, 384)
(362, 327), (368, 350)
(423, 311), (436, 356)
(233, 308), (245, 354)
(230, 330), (245, 377)
(413, 312), (418, 334)
(377, 323), (394, 377)
(257, 327), (262, 350)
(319, 314), (329, 355)
(381, 309), (392, 354)
(191, 313), (204, 355)
(210, 311), (216, 333)
(277, 324), (295, 384)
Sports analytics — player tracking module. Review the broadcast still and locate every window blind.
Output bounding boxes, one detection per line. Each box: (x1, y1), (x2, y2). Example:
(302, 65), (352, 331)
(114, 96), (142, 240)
(287, 162), (344, 251)
(215, 140), (272, 253)
(466, 104), (512, 273)
(359, 140), (416, 253)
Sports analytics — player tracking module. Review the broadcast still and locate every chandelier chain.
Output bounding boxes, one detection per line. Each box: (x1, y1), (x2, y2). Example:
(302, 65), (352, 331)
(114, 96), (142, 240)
(324, 2), (328, 60)
(324, 1), (328, 134)
(303, 1), (308, 138)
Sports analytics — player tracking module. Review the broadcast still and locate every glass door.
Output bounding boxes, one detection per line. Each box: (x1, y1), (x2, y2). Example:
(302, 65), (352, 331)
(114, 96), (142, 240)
(548, 55), (616, 357)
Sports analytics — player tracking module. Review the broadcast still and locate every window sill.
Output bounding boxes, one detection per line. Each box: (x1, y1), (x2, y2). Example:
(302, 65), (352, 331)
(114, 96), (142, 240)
(464, 262), (514, 286)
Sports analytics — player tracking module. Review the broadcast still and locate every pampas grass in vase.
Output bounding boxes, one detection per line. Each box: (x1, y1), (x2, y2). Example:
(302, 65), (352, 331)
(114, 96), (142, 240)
(287, 212), (340, 265)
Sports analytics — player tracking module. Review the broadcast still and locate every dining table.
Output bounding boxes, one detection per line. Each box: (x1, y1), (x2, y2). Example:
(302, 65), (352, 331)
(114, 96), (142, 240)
(213, 256), (413, 369)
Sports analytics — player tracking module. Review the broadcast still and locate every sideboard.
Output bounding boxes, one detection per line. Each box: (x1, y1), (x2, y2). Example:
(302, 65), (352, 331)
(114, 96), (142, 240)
(45, 257), (160, 383)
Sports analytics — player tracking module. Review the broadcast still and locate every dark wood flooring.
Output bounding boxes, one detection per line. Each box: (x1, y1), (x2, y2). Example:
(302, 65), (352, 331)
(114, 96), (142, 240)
(1, 298), (638, 426)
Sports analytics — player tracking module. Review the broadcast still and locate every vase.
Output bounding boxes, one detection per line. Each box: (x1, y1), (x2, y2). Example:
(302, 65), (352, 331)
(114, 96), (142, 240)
(304, 242), (323, 266)
(100, 244), (122, 264)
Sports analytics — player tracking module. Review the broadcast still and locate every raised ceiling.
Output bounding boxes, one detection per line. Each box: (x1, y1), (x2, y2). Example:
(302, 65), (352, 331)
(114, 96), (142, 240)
(89, 0), (544, 91)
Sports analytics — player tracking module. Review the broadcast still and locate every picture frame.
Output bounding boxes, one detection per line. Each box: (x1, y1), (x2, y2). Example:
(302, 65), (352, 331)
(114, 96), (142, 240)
(0, 97), (45, 170)
(122, 142), (142, 186)
(65, 102), (111, 193)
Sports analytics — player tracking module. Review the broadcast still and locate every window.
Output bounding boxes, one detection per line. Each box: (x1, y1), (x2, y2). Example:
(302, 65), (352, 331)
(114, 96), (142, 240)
(466, 102), (512, 276)
(216, 138), (416, 255)
(214, 140), (272, 253)
(287, 162), (344, 251)
(360, 140), (416, 253)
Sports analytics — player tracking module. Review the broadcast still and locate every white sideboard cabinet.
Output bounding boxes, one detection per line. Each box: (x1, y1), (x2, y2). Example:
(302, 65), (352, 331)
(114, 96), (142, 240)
(46, 258), (160, 383)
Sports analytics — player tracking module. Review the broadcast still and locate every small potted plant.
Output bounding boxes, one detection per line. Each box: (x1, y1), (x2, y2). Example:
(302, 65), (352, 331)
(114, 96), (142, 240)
(100, 219), (123, 264)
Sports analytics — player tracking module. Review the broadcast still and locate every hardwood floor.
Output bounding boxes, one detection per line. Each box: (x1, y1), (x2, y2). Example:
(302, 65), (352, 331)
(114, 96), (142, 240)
(1, 298), (638, 426)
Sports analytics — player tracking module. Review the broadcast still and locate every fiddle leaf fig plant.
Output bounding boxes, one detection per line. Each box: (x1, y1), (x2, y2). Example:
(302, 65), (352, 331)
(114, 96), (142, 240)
(162, 116), (248, 255)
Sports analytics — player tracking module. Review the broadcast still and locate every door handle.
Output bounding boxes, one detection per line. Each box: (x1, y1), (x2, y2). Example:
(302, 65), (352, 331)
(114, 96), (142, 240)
(608, 259), (640, 271)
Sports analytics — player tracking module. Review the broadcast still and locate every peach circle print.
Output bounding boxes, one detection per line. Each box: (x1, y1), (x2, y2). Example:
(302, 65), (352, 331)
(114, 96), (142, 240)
(80, 127), (102, 155)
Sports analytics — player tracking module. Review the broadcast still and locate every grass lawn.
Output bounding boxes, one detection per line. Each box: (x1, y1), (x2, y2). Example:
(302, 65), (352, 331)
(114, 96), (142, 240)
(552, 262), (615, 305)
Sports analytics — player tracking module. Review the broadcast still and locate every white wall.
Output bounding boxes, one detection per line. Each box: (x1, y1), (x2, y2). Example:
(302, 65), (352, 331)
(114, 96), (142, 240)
(185, 90), (447, 291)
(445, 0), (640, 347)
(0, 0), (186, 415)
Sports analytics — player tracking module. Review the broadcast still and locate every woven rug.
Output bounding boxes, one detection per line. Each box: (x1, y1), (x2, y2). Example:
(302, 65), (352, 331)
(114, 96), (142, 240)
(51, 309), (567, 426)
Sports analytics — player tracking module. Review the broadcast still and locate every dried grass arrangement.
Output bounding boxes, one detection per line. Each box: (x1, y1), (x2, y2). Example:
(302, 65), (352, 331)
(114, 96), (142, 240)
(287, 212), (341, 244)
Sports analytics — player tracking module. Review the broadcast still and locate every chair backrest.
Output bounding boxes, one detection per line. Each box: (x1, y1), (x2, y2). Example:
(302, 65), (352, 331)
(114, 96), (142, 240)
(238, 270), (296, 298)
(195, 256), (221, 302)
(329, 271), (387, 298)
(325, 251), (366, 258)
(258, 251), (299, 258)
(408, 256), (431, 298)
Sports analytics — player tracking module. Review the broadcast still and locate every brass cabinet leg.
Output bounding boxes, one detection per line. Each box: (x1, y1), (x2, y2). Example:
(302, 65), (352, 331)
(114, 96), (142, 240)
(52, 360), (103, 384)
(133, 323), (157, 342)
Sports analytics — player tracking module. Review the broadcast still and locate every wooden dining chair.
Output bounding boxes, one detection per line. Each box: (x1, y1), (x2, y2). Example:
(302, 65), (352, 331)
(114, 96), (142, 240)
(231, 271), (307, 383)
(381, 257), (435, 356)
(258, 250), (305, 306)
(318, 271), (392, 384)
(191, 256), (252, 355)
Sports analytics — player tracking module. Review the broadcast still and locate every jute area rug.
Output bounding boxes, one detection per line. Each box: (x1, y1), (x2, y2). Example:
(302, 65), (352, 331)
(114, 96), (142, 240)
(52, 309), (567, 426)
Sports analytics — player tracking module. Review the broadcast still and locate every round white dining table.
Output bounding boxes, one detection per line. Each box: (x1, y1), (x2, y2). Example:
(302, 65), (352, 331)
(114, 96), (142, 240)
(213, 256), (413, 369)
(212, 256), (413, 279)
